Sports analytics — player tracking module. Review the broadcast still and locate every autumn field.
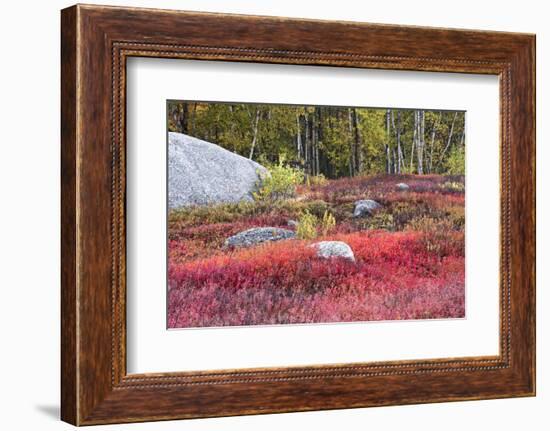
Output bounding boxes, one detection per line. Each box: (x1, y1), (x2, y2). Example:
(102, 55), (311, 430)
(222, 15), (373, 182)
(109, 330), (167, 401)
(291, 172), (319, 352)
(167, 174), (465, 328)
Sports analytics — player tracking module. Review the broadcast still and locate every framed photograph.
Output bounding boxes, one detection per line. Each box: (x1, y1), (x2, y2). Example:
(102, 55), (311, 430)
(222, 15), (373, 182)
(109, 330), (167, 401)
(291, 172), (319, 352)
(61, 4), (536, 425)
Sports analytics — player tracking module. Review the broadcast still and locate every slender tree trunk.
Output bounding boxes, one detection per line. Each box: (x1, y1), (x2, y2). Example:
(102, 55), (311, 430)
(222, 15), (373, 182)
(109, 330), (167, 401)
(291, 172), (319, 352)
(386, 109), (391, 174)
(397, 110), (403, 174)
(296, 113), (302, 158)
(428, 111), (441, 174)
(422, 110), (426, 173)
(248, 108), (261, 160)
(229, 122), (236, 153)
(410, 110), (417, 173)
(190, 103), (197, 135)
(177, 103), (189, 134)
(351, 108), (362, 174)
(317, 108), (323, 176)
(417, 110), (425, 174)
(348, 109), (355, 176)
(439, 111), (459, 166)
(312, 110), (319, 175)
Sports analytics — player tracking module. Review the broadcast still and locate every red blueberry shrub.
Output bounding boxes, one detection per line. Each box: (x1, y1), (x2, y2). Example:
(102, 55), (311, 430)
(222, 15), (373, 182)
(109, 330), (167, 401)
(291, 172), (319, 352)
(168, 175), (465, 328)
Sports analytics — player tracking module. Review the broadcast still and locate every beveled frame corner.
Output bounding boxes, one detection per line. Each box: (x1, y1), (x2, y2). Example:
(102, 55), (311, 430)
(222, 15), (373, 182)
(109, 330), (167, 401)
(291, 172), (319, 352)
(61, 4), (535, 425)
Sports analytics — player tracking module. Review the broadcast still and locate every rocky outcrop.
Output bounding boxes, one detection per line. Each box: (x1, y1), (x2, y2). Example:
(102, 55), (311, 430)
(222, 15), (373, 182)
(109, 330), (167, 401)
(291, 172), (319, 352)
(168, 132), (268, 208)
(224, 227), (296, 248)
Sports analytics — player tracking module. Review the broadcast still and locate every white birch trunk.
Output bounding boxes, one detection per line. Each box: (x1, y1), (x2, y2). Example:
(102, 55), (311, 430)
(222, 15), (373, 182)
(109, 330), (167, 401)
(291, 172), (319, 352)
(248, 108), (261, 160)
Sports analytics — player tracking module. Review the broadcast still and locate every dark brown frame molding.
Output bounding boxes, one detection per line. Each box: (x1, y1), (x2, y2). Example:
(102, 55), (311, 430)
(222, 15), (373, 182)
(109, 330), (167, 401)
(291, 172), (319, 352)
(61, 4), (536, 425)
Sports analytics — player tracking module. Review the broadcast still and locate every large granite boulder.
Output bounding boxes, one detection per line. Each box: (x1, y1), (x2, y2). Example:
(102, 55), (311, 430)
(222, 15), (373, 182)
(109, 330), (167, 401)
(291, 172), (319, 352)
(168, 132), (268, 208)
(310, 241), (355, 262)
(353, 199), (381, 217)
(225, 227), (296, 248)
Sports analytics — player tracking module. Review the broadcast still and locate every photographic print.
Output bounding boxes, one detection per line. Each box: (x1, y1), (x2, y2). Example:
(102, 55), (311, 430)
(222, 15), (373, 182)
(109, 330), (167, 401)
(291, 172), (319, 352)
(167, 101), (466, 329)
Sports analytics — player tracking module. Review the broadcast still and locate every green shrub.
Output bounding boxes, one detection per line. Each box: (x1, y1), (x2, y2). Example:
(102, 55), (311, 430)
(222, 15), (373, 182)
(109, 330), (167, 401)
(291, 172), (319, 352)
(253, 162), (304, 202)
(320, 210), (336, 236)
(445, 145), (466, 175)
(296, 210), (318, 240)
(356, 212), (395, 231)
(440, 181), (465, 193)
(169, 201), (258, 226)
(305, 200), (329, 217)
(390, 202), (423, 229)
(306, 174), (328, 187)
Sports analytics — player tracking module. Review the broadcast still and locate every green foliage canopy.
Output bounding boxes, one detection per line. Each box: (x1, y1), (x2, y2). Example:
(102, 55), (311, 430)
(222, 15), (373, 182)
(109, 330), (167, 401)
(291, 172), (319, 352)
(168, 101), (465, 177)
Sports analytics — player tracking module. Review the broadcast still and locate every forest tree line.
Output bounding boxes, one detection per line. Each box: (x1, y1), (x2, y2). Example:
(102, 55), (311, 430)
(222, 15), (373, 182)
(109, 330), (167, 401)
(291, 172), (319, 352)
(168, 101), (466, 178)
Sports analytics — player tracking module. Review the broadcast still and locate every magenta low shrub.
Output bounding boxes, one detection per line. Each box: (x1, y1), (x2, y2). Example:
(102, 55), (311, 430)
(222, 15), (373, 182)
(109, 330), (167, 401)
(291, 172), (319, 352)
(167, 174), (465, 328)
(168, 231), (464, 328)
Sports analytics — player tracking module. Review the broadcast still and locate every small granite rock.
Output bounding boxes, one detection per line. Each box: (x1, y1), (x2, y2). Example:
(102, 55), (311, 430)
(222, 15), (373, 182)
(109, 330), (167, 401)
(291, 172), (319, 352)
(225, 227), (296, 248)
(396, 182), (410, 191)
(353, 199), (382, 218)
(310, 241), (355, 262)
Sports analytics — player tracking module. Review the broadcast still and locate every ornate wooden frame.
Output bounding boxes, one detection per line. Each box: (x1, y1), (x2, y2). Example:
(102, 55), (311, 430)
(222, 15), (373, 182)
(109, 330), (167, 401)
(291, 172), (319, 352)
(61, 4), (536, 425)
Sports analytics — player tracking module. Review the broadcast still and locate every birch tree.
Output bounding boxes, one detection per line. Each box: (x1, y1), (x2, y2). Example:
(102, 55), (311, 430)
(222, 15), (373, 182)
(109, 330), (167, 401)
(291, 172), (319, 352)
(167, 101), (465, 177)
(438, 111), (459, 168)
(428, 111), (442, 174)
(248, 107), (261, 160)
(416, 110), (425, 174)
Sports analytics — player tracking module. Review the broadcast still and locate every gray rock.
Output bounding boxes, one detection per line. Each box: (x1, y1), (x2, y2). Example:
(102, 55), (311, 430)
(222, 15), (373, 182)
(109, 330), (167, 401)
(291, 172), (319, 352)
(396, 182), (410, 191)
(168, 132), (268, 208)
(353, 199), (381, 217)
(225, 227), (296, 248)
(311, 241), (355, 262)
(287, 220), (298, 228)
